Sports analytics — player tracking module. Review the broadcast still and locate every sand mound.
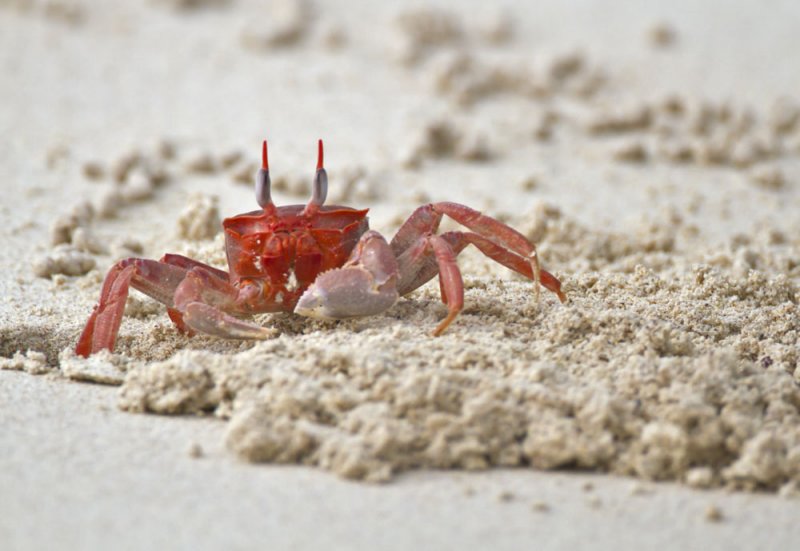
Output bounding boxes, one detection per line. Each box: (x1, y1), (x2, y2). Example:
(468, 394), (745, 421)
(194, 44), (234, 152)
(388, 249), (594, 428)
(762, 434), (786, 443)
(53, 207), (795, 491)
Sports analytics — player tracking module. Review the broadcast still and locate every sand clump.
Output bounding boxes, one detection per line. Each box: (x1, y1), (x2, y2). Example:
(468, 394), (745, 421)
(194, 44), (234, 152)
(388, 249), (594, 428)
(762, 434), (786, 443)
(390, 5), (605, 108)
(1, 0), (86, 26)
(152, 0), (231, 12)
(120, 351), (222, 414)
(49, 201), (94, 246)
(176, 193), (221, 241)
(425, 49), (604, 108)
(646, 22), (677, 49)
(59, 349), (132, 385)
(33, 139), (241, 281)
(240, 0), (313, 51)
(399, 118), (494, 168)
(585, 96), (800, 170)
(33, 245), (96, 278)
(391, 7), (464, 67)
(0, 350), (51, 375)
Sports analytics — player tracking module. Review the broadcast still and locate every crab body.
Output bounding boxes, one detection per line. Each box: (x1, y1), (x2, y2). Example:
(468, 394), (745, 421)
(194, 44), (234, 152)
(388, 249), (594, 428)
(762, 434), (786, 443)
(223, 205), (369, 311)
(76, 140), (566, 357)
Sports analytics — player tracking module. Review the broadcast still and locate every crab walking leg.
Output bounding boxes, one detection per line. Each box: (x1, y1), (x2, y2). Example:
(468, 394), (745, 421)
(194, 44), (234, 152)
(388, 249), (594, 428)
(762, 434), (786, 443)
(391, 230), (565, 335)
(160, 253), (230, 281)
(390, 204), (442, 257)
(432, 202), (536, 259)
(172, 268), (274, 339)
(75, 265), (133, 357)
(391, 234), (466, 335)
(395, 231), (565, 298)
(394, 237), (440, 296)
(75, 258), (191, 357)
(428, 236), (465, 336)
(294, 230), (399, 319)
(440, 232), (566, 302)
(158, 254), (231, 334)
(433, 202), (544, 300)
(391, 203), (558, 302)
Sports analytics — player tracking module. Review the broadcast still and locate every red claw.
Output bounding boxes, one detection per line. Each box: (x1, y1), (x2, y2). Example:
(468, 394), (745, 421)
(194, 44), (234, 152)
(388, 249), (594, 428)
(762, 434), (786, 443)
(262, 140), (269, 170)
(317, 139), (324, 171)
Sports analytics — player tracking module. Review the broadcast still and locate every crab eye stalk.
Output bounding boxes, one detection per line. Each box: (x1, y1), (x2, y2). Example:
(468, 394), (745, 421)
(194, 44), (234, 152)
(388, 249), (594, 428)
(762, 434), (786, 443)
(255, 140), (275, 212)
(304, 139), (328, 215)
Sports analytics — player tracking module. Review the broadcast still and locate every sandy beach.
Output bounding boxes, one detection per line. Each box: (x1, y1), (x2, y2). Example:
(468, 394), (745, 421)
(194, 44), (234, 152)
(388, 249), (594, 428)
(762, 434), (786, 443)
(2, 0), (800, 548)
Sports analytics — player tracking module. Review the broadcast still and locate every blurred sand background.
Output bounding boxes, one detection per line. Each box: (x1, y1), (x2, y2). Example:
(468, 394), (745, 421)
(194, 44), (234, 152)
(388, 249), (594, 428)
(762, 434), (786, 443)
(2, 0), (800, 549)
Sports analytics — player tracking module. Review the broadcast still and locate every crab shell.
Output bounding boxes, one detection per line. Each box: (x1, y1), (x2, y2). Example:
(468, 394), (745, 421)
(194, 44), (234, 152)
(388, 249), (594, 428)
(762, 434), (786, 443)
(222, 205), (369, 311)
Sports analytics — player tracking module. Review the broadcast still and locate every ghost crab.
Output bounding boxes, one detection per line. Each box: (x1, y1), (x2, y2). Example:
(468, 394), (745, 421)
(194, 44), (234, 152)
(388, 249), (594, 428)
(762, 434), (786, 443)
(76, 140), (566, 357)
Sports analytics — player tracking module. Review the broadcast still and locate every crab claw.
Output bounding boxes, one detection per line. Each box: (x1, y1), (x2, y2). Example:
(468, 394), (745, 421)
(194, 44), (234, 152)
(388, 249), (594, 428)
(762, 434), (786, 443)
(295, 231), (399, 319)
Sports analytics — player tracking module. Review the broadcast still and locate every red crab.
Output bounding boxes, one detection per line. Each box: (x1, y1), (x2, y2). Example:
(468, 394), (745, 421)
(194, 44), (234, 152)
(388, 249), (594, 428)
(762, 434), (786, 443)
(76, 140), (566, 357)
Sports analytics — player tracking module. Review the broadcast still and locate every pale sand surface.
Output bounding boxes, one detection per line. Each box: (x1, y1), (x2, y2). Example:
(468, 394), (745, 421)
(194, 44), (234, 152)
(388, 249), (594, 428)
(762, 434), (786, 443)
(2, 0), (800, 548)
(2, 372), (798, 551)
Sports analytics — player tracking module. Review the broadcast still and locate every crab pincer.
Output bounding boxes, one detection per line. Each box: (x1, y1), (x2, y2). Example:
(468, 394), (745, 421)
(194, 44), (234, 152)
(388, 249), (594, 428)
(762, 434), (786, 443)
(294, 230), (399, 319)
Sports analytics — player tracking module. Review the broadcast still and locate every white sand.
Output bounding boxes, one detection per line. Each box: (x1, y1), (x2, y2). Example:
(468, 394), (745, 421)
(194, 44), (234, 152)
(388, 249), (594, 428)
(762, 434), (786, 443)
(3, 372), (799, 550)
(2, 0), (800, 548)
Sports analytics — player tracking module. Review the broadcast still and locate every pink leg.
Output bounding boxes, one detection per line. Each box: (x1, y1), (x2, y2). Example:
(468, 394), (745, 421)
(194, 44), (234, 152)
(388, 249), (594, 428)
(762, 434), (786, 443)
(428, 236), (464, 336)
(389, 203), (567, 336)
(392, 203), (566, 302)
(441, 232), (566, 302)
(159, 254), (230, 335)
(75, 255), (268, 357)
(433, 202), (543, 300)
(160, 253), (230, 281)
(76, 258), (192, 357)
(392, 203), (535, 258)
(394, 237), (441, 296)
(389, 233), (466, 335)
(172, 267), (274, 339)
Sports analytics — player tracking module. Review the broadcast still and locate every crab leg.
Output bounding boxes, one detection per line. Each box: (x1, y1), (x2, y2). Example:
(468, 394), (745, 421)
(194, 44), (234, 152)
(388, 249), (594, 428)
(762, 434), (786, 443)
(428, 236), (464, 336)
(391, 202), (565, 302)
(433, 202), (536, 259)
(75, 255), (246, 356)
(389, 233), (465, 334)
(75, 258), (191, 357)
(440, 232), (566, 302)
(394, 237), (439, 295)
(400, 230), (564, 301)
(294, 230), (399, 319)
(160, 253), (230, 281)
(156, 254), (232, 333)
(173, 267), (274, 340)
(435, 201), (542, 299)
(389, 233), (467, 335)
(388, 202), (567, 335)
